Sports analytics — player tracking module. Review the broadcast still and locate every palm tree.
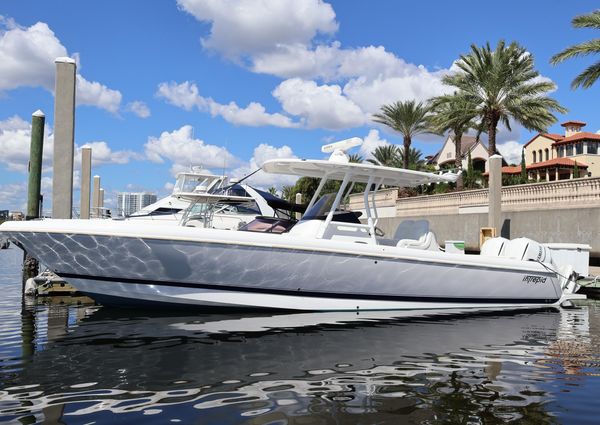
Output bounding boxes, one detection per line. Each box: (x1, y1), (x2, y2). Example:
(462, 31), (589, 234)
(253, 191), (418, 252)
(348, 153), (363, 163)
(372, 100), (431, 169)
(443, 41), (567, 156)
(281, 185), (295, 202)
(367, 145), (401, 167)
(398, 146), (425, 170)
(429, 93), (479, 188)
(268, 186), (278, 195)
(551, 10), (600, 89)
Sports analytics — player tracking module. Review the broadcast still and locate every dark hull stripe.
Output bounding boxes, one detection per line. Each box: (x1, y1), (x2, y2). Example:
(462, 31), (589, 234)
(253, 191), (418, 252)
(59, 272), (560, 305)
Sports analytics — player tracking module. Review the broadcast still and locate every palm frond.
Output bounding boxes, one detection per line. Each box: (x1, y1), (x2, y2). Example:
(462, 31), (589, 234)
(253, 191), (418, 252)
(572, 60), (600, 88)
(551, 39), (600, 64)
(572, 10), (600, 29)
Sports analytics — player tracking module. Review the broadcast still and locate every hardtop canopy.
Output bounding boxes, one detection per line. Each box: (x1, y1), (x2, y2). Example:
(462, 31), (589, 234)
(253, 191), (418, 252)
(262, 158), (456, 187)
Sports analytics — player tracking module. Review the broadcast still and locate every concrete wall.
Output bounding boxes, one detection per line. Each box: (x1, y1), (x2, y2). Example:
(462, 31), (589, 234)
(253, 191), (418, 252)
(377, 207), (600, 256)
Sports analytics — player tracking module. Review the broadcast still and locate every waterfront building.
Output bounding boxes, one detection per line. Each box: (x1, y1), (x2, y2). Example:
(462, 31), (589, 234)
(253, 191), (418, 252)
(427, 134), (493, 172)
(116, 192), (157, 216)
(9, 211), (24, 221)
(523, 120), (599, 181)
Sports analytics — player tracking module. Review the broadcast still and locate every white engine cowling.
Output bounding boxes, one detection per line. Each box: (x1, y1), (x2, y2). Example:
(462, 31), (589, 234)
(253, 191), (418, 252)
(501, 237), (553, 263)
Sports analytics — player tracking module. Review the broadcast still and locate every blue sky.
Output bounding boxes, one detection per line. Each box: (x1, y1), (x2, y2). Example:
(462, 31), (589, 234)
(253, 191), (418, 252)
(0, 0), (598, 211)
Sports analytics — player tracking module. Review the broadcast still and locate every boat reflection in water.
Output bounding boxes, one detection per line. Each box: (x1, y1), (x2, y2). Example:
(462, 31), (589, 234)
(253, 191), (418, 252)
(1, 303), (599, 424)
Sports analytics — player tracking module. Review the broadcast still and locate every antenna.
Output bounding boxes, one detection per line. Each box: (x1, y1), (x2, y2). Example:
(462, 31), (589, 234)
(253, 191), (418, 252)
(321, 137), (362, 163)
(321, 137), (362, 153)
(222, 140), (228, 177)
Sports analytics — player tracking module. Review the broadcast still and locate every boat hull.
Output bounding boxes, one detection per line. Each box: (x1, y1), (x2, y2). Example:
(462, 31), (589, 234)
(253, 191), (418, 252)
(3, 227), (564, 311)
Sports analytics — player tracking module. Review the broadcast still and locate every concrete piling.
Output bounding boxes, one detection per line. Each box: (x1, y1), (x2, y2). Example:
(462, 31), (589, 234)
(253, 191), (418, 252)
(295, 193), (302, 220)
(52, 57), (77, 219)
(23, 110), (46, 290)
(488, 154), (503, 235)
(80, 148), (92, 219)
(92, 175), (101, 218)
(99, 188), (105, 217)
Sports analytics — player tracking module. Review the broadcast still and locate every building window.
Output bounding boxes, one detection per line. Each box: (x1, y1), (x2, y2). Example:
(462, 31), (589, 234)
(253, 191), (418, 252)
(588, 141), (598, 154)
(566, 144), (574, 156)
(545, 148), (549, 161)
(576, 142), (583, 155)
(533, 151), (536, 163)
(538, 149), (542, 162)
(558, 146), (565, 157)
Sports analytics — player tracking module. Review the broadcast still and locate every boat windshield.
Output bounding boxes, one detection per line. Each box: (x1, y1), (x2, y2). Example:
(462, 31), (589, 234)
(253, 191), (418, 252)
(173, 175), (220, 194)
(301, 194), (335, 221)
(213, 202), (261, 215)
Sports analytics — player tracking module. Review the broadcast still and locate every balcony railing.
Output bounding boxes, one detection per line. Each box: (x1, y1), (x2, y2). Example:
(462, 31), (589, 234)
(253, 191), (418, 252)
(348, 177), (600, 217)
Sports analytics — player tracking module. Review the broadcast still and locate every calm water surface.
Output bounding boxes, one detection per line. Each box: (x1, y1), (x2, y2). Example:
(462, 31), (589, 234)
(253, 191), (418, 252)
(1, 246), (600, 424)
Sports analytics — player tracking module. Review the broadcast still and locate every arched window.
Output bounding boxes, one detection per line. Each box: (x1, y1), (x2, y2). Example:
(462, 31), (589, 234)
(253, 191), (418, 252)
(538, 150), (543, 162)
(545, 148), (549, 161)
(533, 151), (536, 163)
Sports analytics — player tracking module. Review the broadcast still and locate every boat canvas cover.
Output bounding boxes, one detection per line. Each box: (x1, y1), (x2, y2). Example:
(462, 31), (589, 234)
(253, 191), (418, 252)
(262, 159), (456, 187)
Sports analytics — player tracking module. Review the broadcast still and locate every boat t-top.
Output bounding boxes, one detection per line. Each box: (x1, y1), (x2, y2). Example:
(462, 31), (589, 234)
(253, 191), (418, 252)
(0, 137), (583, 310)
(123, 168), (278, 230)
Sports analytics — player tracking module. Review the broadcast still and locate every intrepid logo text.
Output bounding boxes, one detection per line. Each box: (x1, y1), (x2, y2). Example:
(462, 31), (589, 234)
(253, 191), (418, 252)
(522, 275), (547, 284)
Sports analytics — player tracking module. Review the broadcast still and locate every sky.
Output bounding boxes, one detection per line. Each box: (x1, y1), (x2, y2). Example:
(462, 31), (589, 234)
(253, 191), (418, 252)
(0, 0), (598, 212)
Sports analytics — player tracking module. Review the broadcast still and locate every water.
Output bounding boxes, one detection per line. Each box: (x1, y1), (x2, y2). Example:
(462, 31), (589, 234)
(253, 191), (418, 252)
(1, 247), (600, 424)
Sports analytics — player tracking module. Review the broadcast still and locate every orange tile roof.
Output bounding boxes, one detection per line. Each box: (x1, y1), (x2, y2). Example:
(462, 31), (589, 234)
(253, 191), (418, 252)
(553, 132), (600, 145)
(483, 166), (521, 176)
(527, 157), (588, 170)
(523, 133), (564, 148)
(561, 120), (586, 127)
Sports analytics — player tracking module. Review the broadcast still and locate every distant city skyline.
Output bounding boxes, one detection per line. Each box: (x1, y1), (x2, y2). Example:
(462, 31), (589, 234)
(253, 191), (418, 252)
(116, 192), (157, 217)
(0, 0), (598, 211)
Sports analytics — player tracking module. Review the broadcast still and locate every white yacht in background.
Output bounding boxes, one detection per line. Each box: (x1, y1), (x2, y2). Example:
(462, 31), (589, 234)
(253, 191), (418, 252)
(123, 168), (277, 230)
(0, 138), (583, 310)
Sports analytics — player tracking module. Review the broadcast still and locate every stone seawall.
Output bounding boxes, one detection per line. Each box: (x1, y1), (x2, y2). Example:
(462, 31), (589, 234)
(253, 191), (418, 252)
(376, 207), (600, 257)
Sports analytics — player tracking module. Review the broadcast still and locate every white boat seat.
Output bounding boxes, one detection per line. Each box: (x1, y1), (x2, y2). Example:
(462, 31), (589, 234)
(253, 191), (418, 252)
(480, 237), (509, 257)
(392, 219), (440, 251)
(393, 219), (429, 241)
(396, 231), (440, 251)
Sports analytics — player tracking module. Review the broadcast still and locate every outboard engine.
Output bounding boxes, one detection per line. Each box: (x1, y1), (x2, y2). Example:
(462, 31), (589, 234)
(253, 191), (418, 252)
(501, 237), (553, 263)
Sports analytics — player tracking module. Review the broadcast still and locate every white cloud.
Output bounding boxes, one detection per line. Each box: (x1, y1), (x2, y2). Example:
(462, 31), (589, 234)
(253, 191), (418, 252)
(0, 19), (66, 91)
(0, 17), (123, 114)
(156, 81), (204, 110)
(0, 115), (136, 173)
(176, 0), (337, 59)
(360, 129), (389, 159)
(125, 101), (151, 118)
(144, 125), (238, 173)
(170, 3), (455, 131)
(273, 78), (366, 130)
(157, 81), (298, 128)
(497, 141), (523, 166)
(77, 141), (139, 166)
(343, 72), (449, 115)
(0, 115), (54, 172)
(0, 181), (27, 211)
(76, 75), (122, 115)
(231, 143), (298, 189)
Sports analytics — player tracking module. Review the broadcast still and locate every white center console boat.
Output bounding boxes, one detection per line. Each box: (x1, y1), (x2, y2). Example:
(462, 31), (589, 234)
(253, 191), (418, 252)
(0, 138), (583, 310)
